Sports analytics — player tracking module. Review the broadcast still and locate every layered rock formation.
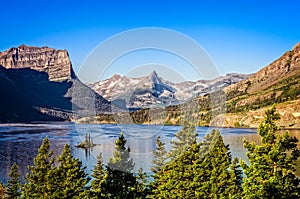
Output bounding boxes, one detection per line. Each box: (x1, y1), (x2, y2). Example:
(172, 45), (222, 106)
(0, 45), (112, 122)
(0, 44), (75, 81)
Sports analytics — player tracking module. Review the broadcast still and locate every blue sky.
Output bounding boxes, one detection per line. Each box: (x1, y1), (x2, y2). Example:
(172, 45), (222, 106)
(1, 0), (300, 82)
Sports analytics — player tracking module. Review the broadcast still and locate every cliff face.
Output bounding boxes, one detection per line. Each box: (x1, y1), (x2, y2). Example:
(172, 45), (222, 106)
(0, 44), (75, 81)
(0, 45), (113, 122)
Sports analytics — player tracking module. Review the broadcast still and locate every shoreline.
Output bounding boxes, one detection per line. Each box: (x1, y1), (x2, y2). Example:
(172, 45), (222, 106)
(1, 120), (300, 131)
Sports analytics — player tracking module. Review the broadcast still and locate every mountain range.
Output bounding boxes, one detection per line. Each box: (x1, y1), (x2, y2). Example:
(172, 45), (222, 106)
(0, 43), (299, 127)
(89, 71), (249, 109)
(100, 43), (300, 127)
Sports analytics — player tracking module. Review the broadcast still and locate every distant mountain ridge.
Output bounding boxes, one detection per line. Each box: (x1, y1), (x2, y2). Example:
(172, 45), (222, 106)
(94, 43), (300, 128)
(89, 71), (250, 108)
(1, 42), (298, 127)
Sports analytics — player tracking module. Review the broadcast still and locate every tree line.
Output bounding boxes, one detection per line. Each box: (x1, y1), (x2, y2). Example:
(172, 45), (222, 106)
(1, 107), (300, 198)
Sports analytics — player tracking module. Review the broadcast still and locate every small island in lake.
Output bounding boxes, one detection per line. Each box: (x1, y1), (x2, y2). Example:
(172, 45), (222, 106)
(76, 133), (97, 148)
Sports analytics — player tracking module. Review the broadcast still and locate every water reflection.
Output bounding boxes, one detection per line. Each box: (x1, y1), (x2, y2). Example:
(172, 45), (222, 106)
(0, 123), (299, 183)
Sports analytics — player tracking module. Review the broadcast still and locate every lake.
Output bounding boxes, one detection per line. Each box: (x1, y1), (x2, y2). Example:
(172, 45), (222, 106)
(0, 122), (299, 183)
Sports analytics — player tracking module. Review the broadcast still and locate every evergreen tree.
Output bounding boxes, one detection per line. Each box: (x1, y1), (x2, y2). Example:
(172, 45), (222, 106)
(231, 157), (243, 190)
(169, 121), (198, 159)
(135, 168), (149, 199)
(6, 163), (21, 199)
(148, 136), (168, 198)
(151, 138), (200, 198)
(150, 136), (168, 174)
(90, 153), (107, 198)
(104, 132), (137, 198)
(241, 106), (300, 198)
(194, 130), (241, 198)
(151, 129), (242, 199)
(54, 144), (89, 199)
(150, 121), (200, 198)
(23, 136), (55, 198)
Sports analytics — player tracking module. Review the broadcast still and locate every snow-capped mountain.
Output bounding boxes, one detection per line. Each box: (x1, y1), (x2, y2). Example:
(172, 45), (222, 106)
(89, 71), (250, 108)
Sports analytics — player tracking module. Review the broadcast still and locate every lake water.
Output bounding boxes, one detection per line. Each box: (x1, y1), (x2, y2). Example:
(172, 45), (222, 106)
(0, 122), (299, 183)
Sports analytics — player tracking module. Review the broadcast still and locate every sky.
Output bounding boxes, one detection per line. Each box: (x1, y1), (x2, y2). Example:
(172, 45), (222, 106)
(1, 0), (300, 82)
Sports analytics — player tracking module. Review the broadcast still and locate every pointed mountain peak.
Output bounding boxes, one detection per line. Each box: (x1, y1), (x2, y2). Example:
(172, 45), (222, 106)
(111, 74), (122, 81)
(150, 70), (158, 77)
(147, 70), (162, 84)
(149, 70), (159, 80)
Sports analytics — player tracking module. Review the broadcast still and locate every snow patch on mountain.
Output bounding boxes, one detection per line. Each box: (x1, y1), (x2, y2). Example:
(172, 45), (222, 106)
(89, 71), (250, 108)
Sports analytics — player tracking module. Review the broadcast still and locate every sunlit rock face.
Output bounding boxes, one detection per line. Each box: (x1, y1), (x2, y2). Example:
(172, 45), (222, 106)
(0, 44), (75, 81)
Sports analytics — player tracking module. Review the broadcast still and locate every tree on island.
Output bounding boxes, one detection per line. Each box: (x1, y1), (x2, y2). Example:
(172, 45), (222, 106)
(241, 106), (300, 198)
(0, 183), (5, 199)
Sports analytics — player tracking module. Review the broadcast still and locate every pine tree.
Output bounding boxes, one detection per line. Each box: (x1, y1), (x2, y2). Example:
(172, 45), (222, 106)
(231, 157), (243, 190)
(169, 121), (198, 159)
(150, 136), (168, 174)
(151, 138), (200, 198)
(241, 106), (300, 198)
(148, 136), (168, 198)
(23, 136), (55, 198)
(151, 129), (242, 199)
(104, 132), (137, 198)
(135, 168), (149, 199)
(90, 153), (107, 198)
(150, 122), (200, 198)
(54, 144), (89, 199)
(194, 130), (242, 198)
(5, 163), (21, 199)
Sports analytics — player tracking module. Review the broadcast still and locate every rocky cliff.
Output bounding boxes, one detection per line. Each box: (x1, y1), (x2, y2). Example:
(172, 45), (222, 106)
(0, 45), (112, 122)
(0, 44), (75, 81)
